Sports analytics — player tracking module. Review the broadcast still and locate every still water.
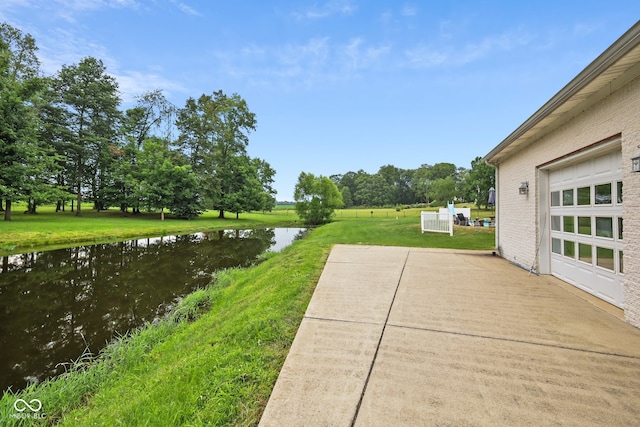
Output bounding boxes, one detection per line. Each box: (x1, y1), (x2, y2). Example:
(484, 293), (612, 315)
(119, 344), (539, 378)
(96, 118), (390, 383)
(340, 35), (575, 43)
(0, 228), (306, 393)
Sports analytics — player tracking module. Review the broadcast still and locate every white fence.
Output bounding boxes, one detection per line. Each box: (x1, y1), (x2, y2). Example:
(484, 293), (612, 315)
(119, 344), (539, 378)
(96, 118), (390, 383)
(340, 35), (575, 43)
(421, 211), (453, 236)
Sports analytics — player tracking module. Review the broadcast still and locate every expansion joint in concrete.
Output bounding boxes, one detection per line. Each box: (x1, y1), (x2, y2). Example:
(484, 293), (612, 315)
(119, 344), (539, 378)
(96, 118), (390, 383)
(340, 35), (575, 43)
(350, 250), (410, 426)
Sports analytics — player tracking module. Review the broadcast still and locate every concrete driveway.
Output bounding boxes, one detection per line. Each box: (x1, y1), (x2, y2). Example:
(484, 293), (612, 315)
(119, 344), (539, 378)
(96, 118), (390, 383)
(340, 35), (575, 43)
(259, 245), (640, 426)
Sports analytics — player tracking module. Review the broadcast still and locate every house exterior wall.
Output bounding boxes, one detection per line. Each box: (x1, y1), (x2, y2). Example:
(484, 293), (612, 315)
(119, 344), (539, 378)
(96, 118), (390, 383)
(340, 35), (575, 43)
(496, 74), (640, 327)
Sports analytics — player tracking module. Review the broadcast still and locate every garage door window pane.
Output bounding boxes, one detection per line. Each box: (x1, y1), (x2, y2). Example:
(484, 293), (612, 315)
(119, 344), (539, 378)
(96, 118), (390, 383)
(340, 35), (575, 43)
(563, 189), (574, 206)
(595, 183), (612, 205)
(619, 217), (623, 240)
(596, 247), (614, 271)
(564, 241), (575, 258)
(579, 243), (592, 264)
(551, 216), (561, 231)
(563, 216), (574, 233)
(617, 181), (623, 204)
(551, 191), (560, 207)
(577, 187), (590, 205)
(578, 217), (591, 235)
(595, 217), (613, 238)
(552, 238), (561, 254)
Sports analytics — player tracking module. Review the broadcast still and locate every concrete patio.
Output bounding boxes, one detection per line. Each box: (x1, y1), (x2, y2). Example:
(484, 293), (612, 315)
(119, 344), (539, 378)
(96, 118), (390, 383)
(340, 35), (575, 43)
(259, 245), (640, 426)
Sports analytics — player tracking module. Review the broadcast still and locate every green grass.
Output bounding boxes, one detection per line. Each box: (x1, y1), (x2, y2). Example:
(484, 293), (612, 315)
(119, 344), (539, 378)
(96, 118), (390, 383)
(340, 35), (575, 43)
(0, 205), (495, 255)
(327, 210), (495, 249)
(0, 204), (301, 255)
(0, 206), (494, 426)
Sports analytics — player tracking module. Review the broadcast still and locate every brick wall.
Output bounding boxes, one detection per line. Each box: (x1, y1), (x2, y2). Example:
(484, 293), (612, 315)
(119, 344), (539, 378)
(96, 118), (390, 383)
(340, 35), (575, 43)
(495, 75), (640, 327)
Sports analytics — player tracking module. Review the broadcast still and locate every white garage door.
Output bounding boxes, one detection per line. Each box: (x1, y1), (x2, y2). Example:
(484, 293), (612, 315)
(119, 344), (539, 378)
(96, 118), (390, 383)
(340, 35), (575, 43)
(548, 150), (624, 308)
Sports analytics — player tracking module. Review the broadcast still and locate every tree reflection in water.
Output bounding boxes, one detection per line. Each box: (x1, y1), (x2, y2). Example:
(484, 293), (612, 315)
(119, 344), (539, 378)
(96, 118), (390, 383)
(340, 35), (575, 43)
(0, 228), (306, 393)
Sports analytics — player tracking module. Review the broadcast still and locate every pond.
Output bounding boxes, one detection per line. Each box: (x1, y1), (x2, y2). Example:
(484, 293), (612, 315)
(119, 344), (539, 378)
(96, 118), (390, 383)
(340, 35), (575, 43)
(0, 228), (306, 393)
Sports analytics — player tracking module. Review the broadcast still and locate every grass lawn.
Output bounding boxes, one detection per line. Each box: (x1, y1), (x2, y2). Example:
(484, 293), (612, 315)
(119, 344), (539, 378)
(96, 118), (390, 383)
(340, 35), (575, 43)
(0, 206), (494, 426)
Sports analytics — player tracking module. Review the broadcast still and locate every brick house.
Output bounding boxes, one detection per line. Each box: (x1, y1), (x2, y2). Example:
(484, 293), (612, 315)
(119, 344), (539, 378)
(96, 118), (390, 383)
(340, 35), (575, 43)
(484, 21), (640, 328)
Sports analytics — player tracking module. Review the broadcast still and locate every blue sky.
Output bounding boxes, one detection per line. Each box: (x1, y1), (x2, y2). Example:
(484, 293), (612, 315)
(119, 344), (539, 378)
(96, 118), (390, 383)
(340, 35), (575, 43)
(2, 1), (639, 200)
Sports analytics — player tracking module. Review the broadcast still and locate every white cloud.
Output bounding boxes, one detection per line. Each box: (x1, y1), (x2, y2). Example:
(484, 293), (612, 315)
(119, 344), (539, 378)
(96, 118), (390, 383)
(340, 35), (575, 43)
(52, 0), (139, 12)
(114, 70), (187, 103)
(34, 27), (185, 103)
(341, 37), (391, 74)
(212, 36), (393, 91)
(401, 4), (418, 17)
(404, 46), (448, 68)
(169, 0), (200, 16)
(404, 28), (532, 69)
(32, 0), (140, 23)
(36, 27), (112, 74)
(294, 0), (357, 20)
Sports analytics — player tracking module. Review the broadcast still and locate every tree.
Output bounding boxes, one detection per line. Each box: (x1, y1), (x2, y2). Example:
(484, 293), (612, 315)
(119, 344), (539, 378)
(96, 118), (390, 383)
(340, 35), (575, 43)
(411, 166), (432, 204)
(215, 155), (276, 218)
(117, 90), (176, 214)
(430, 176), (457, 206)
(176, 90), (257, 218)
(378, 164), (415, 205)
(429, 162), (458, 180)
(52, 57), (121, 216)
(461, 156), (495, 208)
(252, 157), (277, 212)
(294, 172), (343, 225)
(354, 172), (392, 206)
(123, 89), (176, 147)
(0, 23), (60, 220)
(138, 138), (202, 220)
(38, 76), (75, 212)
(341, 186), (353, 208)
(331, 170), (358, 200)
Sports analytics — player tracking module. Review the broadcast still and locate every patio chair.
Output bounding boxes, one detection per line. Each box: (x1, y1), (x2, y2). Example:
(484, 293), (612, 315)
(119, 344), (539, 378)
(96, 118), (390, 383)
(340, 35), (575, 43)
(456, 213), (469, 226)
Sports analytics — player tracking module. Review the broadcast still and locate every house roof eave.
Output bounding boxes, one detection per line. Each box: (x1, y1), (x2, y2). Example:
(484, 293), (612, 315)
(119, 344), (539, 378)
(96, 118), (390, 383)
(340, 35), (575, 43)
(484, 20), (640, 166)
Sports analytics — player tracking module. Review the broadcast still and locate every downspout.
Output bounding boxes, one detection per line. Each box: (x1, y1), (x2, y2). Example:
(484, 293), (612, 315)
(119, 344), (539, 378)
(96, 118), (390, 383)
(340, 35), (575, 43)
(494, 166), (500, 256)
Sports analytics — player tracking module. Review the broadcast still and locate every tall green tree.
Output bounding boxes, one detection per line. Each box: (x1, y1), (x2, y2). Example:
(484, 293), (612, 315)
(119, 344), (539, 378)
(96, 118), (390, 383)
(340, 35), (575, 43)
(116, 90), (176, 213)
(429, 162), (458, 180)
(0, 23), (59, 220)
(354, 172), (392, 206)
(294, 172), (343, 225)
(38, 76), (75, 212)
(220, 156), (264, 218)
(340, 186), (353, 208)
(123, 89), (176, 148)
(331, 171), (358, 200)
(52, 57), (121, 216)
(252, 157), (277, 212)
(430, 176), (457, 206)
(176, 90), (257, 218)
(138, 138), (202, 220)
(411, 166), (432, 204)
(213, 155), (276, 218)
(377, 165), (415, 205)
(461, 156), (495, 208)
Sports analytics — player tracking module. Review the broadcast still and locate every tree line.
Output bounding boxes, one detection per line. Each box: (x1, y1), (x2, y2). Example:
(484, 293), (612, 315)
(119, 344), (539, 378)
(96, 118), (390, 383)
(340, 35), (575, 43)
(0, 23), (275, 221)
(330, 159), (495, 209)
(292, 160), (494, 226)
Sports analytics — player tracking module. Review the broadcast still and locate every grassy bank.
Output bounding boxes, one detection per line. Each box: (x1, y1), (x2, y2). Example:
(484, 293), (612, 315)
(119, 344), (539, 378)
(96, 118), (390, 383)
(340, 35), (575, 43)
(1, 211), (494, 426)
(2, 230), (329, 426)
